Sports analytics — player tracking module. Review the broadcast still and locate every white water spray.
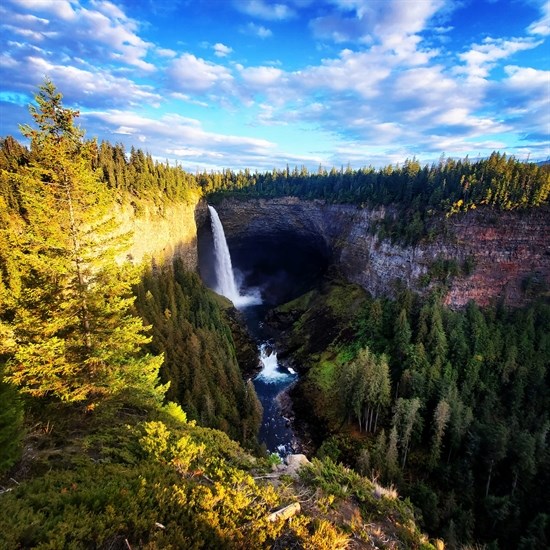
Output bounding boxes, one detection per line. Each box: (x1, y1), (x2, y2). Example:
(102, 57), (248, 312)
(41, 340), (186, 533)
(256, 344), (291, 383)
(208, 205), (261, 308)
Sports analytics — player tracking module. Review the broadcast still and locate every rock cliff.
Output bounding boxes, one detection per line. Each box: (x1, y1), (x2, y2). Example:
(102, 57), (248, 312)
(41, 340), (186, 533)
(116, 195), (200, 270)
(211, 197), (550, 308)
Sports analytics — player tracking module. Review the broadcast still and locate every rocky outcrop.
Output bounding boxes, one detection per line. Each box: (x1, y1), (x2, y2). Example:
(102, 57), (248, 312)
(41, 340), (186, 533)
(213, 197), (550, 308)
(115, 196), (200, 270)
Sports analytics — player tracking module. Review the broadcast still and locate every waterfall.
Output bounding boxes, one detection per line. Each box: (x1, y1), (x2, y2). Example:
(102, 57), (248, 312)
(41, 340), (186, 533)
(208, 205), (261, 308)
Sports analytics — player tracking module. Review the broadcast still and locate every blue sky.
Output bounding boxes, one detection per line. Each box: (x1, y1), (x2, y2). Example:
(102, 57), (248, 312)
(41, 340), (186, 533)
(0, 0), (548, 171)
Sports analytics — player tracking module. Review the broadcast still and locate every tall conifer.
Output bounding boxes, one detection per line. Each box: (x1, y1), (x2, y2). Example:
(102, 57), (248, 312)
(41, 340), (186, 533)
(1, 80), (166, 407)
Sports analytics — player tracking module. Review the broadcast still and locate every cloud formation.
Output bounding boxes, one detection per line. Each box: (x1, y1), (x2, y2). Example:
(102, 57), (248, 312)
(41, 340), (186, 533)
(168, 54), (233, 93)
(241, 22), (273, 38)
(213, 43), (233, 57)
(0, 0), (548, 170)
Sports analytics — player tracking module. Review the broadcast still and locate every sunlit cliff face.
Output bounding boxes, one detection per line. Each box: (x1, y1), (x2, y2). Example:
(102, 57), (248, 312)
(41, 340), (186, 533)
(197, 217), (330, 306)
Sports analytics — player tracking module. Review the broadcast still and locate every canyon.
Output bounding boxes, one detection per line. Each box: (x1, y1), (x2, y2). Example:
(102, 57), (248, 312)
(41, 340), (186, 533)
(119, 195), (550, 309)
(202, 197), (550, 308)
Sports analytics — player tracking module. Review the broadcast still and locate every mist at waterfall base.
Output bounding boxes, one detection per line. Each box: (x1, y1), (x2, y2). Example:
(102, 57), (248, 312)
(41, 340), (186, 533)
(204, 205), (299, 454)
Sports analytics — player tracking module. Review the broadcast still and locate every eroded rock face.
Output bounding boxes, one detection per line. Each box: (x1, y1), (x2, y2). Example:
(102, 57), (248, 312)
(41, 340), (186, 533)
(115, 197), (200, 270)
(211, 197), (550, 308)
(440, 208), (550, 307)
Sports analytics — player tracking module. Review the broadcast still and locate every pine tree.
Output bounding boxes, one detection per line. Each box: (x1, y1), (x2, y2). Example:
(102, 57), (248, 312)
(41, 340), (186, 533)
(393, 397), (422, 469)
(394, 307), (412, 361)
(430, 398), (451, 467)
(1, 80), (166, 407)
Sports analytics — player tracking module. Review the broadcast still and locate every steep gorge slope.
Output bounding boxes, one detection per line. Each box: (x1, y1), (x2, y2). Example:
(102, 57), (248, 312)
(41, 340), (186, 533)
(109, 195), (549, 311)
(208, 197), (550, 308)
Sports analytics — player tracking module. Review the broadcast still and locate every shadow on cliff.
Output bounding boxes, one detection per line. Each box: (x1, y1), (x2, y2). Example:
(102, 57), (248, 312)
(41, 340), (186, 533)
(197, 218), (331, 306)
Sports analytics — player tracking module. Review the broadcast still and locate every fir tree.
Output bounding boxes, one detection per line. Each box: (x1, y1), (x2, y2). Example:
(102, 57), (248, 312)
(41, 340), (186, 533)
(1, 80), (166, 407)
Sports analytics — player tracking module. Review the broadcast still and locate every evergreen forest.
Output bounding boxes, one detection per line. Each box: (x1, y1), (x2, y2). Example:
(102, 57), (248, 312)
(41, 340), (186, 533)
(271, 280), (550, 548)
(0, 81), (549, 549)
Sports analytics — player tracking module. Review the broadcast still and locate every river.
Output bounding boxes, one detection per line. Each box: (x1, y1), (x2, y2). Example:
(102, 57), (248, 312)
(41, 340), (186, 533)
(239, 304), (298, 455)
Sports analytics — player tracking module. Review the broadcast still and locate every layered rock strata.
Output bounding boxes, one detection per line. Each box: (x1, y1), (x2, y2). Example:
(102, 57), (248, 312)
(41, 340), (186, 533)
(212, 197), (550, 308)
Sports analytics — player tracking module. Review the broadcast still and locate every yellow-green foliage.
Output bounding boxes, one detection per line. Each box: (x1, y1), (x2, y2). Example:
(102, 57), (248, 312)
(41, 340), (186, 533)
(0, 417), (283, 549)
(291, 516), (351, 550)
(299, 457), (437, 549)
(140, 420), (206, 473)
(161, 401), (190, 424)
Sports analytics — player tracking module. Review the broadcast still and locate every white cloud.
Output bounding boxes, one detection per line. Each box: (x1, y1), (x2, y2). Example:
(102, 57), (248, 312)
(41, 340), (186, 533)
(2, 10), (49, 26)
(376, 0), (445, 38)
(0, 53), (18, 68)
(12, 54), (161, 108)
(91, 0), (127, 21)
(235, 0), (295, 20)
(457, 37), (542, 79)
(156, 47), (176, 58)
(1, 24), (48, 41)
(317, 0), (446, 48)
(213, 42), (233, 57)
(5, 0), (155, 71)
(242, 22), (273, 38)
(310, 0), (445, 69)
(167, 147), (225, 159)
(170, 92), (209, 107)
(169, 53), (233, 92)
(498, 65), (550, 143)
(79, 8), (154, 71)
(255, 103), (289, 126)
(504, 64), (550, 90)
(298, 48), (392, 98)
(8, 0), (76, 20)
(527, 1), (550, 36)
(240, 65), (284, 86)
(393, 66), (456, 100)
(90, 109), (276, 155)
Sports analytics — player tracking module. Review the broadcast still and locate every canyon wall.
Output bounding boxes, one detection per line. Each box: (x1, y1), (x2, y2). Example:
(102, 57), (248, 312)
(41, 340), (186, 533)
(213, 197), (550, 308)
(116, 195), (200, 270)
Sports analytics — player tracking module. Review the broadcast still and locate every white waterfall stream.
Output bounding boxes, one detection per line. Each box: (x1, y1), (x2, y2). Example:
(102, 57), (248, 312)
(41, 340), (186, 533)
(208, 205), (261, 308)
(256, 344), (291, 383)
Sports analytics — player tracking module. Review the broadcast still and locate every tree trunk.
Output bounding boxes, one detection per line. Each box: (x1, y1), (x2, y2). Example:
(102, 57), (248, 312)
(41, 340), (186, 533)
(63, 170), (91, 348)
(267, 502), (301, 522)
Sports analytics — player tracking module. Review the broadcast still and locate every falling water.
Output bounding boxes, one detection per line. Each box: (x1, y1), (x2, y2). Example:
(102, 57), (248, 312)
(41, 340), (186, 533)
(208, 205), (261, 308)
(254, 342), (298, 455)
